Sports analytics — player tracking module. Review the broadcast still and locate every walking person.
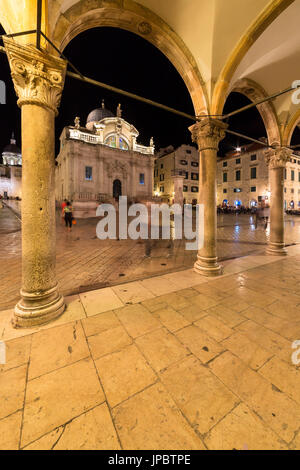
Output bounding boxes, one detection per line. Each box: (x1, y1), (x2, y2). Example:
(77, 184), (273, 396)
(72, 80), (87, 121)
(64, 201), (73, 232)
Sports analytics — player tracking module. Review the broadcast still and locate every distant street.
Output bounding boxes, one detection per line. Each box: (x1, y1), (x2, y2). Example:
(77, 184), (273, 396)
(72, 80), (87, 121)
(0, 203), (299, 310)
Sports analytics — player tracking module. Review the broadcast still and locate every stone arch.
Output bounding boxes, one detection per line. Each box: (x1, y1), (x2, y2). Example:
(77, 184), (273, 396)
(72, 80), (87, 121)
(228, 78), (281, 146)
(211, 0), (294, 115)
(50, 0), (208, 116)
(282, 108), (300, 146)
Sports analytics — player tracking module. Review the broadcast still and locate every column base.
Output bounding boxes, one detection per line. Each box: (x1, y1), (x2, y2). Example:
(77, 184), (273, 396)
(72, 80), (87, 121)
(12, 284), (65, 328)
(194, 256), (223, 277)
(266, 243), (287, 256)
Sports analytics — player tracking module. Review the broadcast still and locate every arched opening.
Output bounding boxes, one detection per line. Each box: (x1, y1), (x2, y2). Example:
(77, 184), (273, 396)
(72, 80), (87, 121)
(228, 79), (280, 146)
(51, 25), (201, 299)
(56, 27), (196, 154)
(219, 92), (267, 156)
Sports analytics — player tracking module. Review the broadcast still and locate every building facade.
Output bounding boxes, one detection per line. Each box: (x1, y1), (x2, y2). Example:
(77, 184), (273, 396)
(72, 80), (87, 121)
(153, 144), (199, 204)
(55, 102), (155, 217)
(0, 134), (22, 199)
(217, 142), (300, 209)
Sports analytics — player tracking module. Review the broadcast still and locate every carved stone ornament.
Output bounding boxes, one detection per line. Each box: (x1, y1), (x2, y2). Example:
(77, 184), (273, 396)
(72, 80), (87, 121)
(265, 147), (292, 169)
(3, 37), (67, 115)
(138, 22), (152, 35)
(189, 118), (228, 151)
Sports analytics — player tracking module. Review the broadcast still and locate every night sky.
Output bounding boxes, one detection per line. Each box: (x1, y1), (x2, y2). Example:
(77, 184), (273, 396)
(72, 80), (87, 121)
(0, 26), (299, 160)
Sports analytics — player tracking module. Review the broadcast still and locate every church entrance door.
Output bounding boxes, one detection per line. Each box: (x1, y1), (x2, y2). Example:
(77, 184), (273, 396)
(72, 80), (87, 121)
(113, 179), (122, 199)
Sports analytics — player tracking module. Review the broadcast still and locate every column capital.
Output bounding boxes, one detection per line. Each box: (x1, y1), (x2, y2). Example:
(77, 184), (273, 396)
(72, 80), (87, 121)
(189, 118), (228, 151)
(265, 147), (292, 169)
(3, 37), (67, 116)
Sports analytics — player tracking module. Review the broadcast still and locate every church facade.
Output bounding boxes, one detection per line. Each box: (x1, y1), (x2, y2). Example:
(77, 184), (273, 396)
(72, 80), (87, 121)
(55, 102), (155, 217)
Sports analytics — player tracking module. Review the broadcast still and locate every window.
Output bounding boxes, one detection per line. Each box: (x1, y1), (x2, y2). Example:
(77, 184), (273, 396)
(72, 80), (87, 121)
(191, 161), (199, 167)
(160, 174), (164, 181)
(284, 188), (287, 193)
(223, 172), (227, 183)
(160, 163), (164, 169)
(223, 189), (227, 194)
(250, 167), (257, 179)
(223, 161), (227, 167)
(85, 166), (92, 180)
(236, 170), (241, 181)
(251, 186), (256, 192)
(298, 172), (300, 182)
(284, 169), (287, 179)
(180, 160), (188, 165)
(183, 185), (188, 192)
(159, 186), (164, 192)
(191, 186), (199, 192)
(185, 172), (189, 179)
(234, 188), (242, 193)
(139, 173), (145, 185)
(105, 135), (116, 148)
(291, 170), (295, 181)
(251, 154), (257, 161)
(186, 150), (192, 154)
(236, 158), (241, 164)
(191, 172), (199, 180)
(291, 188), (294, 193)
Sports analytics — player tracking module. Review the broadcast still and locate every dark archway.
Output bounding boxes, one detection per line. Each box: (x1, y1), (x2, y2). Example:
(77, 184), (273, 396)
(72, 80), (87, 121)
(113, 179), (122, 199)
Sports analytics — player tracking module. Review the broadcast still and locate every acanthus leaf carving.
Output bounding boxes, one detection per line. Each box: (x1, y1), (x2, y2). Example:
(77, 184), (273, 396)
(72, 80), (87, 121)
(265, 147), (292, 169)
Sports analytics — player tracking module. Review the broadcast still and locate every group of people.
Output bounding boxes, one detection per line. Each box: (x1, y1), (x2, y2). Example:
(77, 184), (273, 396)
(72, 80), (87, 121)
(61, 199), (74, 232)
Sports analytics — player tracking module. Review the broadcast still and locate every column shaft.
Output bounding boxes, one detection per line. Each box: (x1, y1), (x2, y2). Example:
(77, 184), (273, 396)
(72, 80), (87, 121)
(198, 145), (219, 273)
(265, 148), (291, 256)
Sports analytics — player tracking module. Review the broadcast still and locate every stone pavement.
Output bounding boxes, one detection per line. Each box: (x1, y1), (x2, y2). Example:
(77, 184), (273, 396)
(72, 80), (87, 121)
(1, 246), (300, 450)
(1, 202), (300, 311)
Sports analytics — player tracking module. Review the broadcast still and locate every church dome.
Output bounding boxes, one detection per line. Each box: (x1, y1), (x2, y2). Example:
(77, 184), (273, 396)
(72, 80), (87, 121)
(86, 100), (114, 125)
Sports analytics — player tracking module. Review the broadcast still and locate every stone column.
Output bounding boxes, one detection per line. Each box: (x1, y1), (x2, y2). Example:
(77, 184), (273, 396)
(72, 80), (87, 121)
(189, 118), (227, 276)
(265, 147), (291, 256)
(4, 38), (67, 327)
